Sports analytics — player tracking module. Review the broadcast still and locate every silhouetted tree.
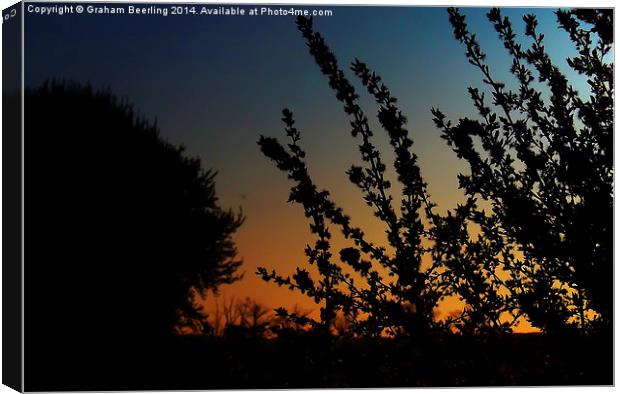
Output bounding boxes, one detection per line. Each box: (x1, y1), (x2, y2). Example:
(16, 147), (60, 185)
(258, 18), (450, 338)
(207, 296), (273, 338)
(432, 8), (613, 334)
(258, 9), (612, 338)
(25, 81), (243, 388)
(227, 297), (273, 338)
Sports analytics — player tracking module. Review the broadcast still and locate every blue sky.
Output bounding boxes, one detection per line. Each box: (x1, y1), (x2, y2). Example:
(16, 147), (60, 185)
(26, 5), (585, 209)
(24, 4), (593, 312)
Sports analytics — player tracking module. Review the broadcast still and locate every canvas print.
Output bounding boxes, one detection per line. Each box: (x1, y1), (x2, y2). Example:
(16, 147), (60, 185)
(1, 1), (614, 391)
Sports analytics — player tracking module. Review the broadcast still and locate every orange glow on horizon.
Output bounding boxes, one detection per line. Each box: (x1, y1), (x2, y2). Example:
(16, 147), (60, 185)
(202, 177), (541, 333)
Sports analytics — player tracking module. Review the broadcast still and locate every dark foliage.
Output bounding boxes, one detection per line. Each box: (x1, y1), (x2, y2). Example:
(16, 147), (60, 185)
(24, 81), (243, 390)
(258, 8), (613, 338)
(258, 16), (508, 337)
(433, 8), (613, 334)
(257, 16), (447, 337)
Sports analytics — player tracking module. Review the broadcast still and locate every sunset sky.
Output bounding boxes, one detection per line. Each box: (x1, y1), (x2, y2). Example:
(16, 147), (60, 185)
(25, 4), (590, 331)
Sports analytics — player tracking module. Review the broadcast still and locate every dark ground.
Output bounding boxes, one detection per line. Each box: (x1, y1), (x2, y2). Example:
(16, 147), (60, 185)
(27, 331), (612, 391)
(173, 332), (613, 389)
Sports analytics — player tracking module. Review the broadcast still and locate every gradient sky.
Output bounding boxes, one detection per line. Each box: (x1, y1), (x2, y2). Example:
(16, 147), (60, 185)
(25, 3), (591, 331)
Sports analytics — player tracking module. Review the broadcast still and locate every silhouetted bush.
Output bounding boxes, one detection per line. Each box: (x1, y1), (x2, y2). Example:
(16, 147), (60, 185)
(433, 8), (613, 334)
(258, 8), (613, 338)
(25, 81), (243, 390)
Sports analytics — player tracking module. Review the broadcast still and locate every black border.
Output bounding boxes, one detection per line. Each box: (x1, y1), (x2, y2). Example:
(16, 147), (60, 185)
(2, 1), (23, 392)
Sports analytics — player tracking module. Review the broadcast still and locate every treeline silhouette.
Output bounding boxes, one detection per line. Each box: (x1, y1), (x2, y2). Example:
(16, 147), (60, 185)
(24, 81), (243, 390)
